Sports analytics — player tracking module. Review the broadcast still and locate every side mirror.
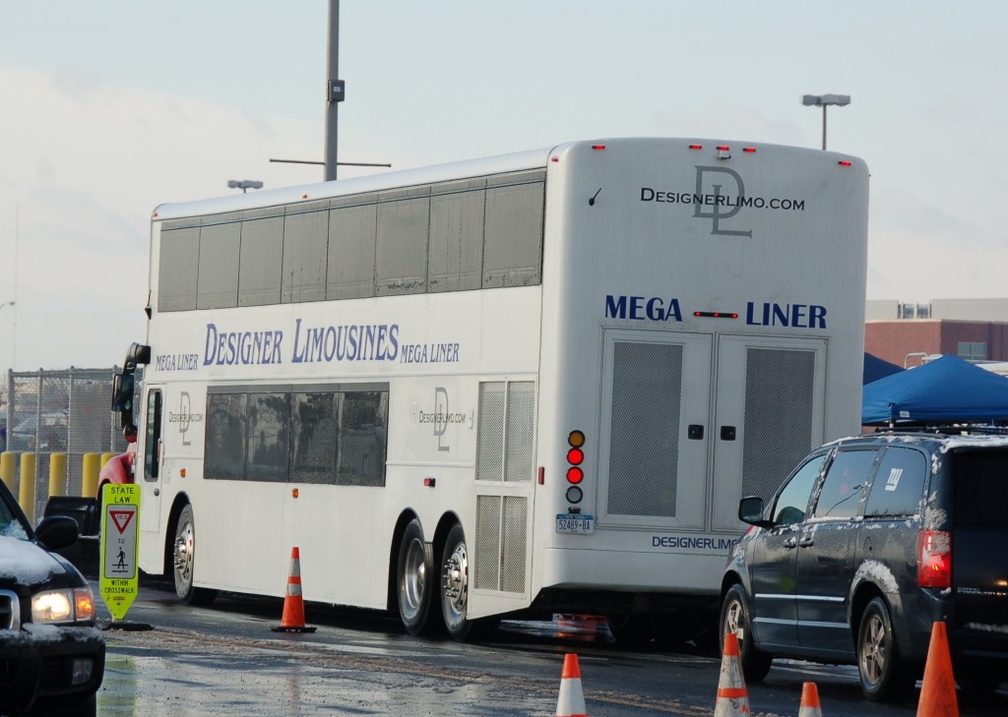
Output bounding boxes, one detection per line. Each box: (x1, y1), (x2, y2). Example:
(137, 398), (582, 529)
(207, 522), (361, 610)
(35, 515), (80, 551)
(112, 373), (136, 428)
(738, 495), (770, 527)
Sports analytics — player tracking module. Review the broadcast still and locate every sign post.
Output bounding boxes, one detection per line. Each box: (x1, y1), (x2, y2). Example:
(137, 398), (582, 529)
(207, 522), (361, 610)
(99, 483), (142, 624)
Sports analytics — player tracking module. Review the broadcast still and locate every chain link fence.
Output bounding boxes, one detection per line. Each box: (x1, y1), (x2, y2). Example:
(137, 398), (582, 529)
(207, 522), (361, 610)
(2, 367), (126, 521)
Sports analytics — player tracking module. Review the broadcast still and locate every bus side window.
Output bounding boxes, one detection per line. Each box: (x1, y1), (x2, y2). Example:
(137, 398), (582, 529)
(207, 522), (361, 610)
(145, 390), (163, 481)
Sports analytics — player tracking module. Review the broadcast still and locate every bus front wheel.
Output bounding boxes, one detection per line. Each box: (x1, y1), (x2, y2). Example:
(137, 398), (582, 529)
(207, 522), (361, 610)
(173, 504), (217, 607)
(396, 519), (434, 635)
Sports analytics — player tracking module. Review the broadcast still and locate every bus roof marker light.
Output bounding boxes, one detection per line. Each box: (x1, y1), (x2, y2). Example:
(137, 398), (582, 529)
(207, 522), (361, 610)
(838, 160), (852, 167)
(591, 145), (606, 151)
(688, 144), (703, 150)
(743, 147), (756, 153)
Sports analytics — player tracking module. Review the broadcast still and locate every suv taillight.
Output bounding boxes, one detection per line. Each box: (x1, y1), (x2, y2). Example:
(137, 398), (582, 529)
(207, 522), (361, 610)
(918, 530), (952, 589)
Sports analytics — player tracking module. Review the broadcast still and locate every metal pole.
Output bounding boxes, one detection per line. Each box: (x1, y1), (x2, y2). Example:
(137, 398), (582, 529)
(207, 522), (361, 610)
(324, 0), (340, 181)
(821, 106), (827, 150)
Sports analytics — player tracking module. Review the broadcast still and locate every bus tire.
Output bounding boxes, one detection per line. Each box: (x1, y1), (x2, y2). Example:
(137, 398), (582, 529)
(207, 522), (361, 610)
(440, 523), (472, 640)
(396, 519), (434, 635)
(173, 504), (217, 607)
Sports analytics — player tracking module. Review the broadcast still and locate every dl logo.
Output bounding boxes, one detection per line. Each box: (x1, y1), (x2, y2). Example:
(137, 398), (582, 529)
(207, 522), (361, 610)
(693, 166), (752, 238)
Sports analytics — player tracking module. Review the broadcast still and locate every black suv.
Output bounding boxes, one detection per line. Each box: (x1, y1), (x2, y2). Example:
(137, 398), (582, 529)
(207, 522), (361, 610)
(719, 429), (1008, 702)
(1, 479), (105, 715)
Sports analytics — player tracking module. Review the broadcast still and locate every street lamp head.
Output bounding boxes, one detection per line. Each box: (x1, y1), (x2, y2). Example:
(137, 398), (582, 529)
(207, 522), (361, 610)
(802, 93), (851, 107)
(227, 180), (264, 193)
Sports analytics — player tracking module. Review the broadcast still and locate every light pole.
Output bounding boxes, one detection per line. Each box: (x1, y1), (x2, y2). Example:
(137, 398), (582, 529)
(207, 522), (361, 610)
(227, 180), (263, 194)
(801, 94), (850, 150)
(1, 301), (14, 377)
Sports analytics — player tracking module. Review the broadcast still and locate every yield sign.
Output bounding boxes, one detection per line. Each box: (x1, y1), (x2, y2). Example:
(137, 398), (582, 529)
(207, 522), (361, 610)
(110, 510), (135, 534)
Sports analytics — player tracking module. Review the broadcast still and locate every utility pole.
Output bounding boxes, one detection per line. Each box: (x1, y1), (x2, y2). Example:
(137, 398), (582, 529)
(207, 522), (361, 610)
(324, 0), (344, 181)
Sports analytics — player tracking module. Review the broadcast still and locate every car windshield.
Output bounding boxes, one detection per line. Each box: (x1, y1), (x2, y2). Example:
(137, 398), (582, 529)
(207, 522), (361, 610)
(0, 489), (30, 540)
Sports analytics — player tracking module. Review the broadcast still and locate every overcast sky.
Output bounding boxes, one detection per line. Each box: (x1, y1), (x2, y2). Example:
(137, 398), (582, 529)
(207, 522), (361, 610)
(1, 1), (1006, 372)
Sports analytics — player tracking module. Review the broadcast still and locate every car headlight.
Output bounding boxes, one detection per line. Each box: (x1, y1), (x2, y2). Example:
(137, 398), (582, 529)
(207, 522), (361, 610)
(31, 587), (96, 624)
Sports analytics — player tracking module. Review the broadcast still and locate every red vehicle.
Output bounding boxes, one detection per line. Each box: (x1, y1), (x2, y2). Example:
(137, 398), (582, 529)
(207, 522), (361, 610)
(96, 425), (137, 497)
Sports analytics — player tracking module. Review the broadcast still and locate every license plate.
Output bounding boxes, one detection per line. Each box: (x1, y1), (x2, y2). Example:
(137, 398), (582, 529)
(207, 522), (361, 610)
(556, 514), (595, 534)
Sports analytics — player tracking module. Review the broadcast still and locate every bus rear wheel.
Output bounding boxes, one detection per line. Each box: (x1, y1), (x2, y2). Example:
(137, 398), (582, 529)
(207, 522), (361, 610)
(396, 519), (434, 635)
(440, 524), (472, 640)
(173, 504), (217, 607)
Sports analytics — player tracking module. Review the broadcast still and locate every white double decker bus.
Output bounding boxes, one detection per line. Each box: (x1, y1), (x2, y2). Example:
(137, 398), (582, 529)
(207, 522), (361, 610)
(113, 137), (869, 640)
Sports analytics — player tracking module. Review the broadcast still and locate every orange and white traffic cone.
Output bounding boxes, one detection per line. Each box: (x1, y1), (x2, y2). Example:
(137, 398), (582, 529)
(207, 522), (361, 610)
(555, 653), (587, 717)
(917, 621), (958, 717)
(798, 681), (822, 717)
(714, 632), (750, 716)
(271, 547), (317, 633)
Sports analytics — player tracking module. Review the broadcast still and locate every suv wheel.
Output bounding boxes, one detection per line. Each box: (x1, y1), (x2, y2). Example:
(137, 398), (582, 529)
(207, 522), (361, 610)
(720, 584), (772, 681)
(857, 597), (914, 702)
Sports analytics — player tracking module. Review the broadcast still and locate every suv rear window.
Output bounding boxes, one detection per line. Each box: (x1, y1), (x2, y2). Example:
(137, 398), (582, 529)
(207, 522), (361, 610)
(953, 448), (1008, 528)
(864, 446), (928, 518)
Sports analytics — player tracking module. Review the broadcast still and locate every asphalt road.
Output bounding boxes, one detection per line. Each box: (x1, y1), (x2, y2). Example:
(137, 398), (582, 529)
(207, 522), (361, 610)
(89, 578), (1008, 716)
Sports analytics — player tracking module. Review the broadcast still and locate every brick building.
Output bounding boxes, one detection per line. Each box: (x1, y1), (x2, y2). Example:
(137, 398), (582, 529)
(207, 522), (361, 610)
(865, 299), (1008, 368)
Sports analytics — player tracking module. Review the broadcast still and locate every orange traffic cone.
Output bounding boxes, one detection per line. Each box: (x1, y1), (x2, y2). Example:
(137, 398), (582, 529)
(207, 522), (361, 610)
(555, 653), (587, 717)
(714, 632), (750, 717)
(798, 682), (822, 717)
(917, 621), (958, 717)
(271, 547), (317, 633)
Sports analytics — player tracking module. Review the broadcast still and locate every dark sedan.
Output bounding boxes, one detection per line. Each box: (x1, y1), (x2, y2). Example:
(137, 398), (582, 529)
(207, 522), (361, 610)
(1, 480), (105, 715)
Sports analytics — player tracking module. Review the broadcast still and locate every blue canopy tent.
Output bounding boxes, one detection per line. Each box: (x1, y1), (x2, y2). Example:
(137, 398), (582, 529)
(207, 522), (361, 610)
(863, 352), (904, 385)
(862, 354), (1008, 425)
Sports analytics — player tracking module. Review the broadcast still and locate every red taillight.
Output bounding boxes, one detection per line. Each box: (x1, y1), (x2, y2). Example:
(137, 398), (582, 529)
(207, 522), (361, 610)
(918, 530), (952, 589)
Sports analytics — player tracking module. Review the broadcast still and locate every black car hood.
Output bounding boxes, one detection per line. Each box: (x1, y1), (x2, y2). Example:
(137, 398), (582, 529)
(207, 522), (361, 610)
(0, 534), (75, 591)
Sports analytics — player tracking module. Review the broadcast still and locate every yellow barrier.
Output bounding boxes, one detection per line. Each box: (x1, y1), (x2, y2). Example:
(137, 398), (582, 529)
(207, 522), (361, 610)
(48, 453), (68, 498)
(18, 453), (37, 523)
(82, 453), (100, 499)
(0, 452), (15, 493)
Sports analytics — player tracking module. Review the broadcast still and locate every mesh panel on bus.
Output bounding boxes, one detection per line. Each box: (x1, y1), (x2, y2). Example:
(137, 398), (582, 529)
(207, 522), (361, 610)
(607, 341), (683, 518)
(476, 383), (505, 481)
(501, 496), (527, 592)
(741, 348), (816, 501)
(505, 382), (535, 483)
(473, 495), (527, 593)
(475, 495), (502, 590)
